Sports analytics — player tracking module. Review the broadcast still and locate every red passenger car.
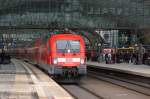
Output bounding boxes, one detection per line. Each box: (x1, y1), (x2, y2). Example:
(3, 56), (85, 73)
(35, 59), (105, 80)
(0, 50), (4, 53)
(20, 33), (86, 78)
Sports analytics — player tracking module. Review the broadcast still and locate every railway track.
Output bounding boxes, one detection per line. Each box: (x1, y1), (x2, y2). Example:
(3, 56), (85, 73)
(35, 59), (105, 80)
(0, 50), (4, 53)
(60, 66), (150, 99)
(20, 60), (103, 99)
(87, 66), (150, 97)
(62, 84), (103, 99)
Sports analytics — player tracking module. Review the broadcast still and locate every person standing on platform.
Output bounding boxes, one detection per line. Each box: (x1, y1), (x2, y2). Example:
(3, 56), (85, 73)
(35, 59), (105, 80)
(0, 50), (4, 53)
(120, 52), (123, 63)
(126, 52), (130, 63)
(108, 53), (112, 63)
(105, 53), (109, 64)
(116, 52), (120, 63)
(124, 52), (127, 63)
(143, 52), (148, 64)
(0, 49), (5, 64)
(0, 49), (2, 64)
(90, 49), (94, 61)
(111, 52), (115, 64)
(134, 52), (138, 65)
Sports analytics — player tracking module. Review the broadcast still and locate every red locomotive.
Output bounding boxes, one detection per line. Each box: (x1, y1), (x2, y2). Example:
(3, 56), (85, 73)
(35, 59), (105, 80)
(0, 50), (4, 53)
(12, 33), (86, 78)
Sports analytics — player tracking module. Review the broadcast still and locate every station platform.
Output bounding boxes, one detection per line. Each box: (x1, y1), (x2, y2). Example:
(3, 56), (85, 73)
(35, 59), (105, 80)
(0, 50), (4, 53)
(86, 62), (150, 78)
(0, 59), (73, 99)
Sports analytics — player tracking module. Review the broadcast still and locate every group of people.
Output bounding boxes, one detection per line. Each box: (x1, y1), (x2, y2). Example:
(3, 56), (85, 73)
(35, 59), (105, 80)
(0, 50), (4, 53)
(116, 52), (134, 63)
(104, 51), (150, 65)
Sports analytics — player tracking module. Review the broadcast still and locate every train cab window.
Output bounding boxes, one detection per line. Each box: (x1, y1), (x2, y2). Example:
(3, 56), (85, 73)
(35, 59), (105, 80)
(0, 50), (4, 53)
(70, 40), (80, 52)
(56, 40), (80, 53)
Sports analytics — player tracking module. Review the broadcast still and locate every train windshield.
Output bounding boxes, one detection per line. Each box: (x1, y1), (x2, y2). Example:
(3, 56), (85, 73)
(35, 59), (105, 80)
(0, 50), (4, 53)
(56, 40), (80, 53)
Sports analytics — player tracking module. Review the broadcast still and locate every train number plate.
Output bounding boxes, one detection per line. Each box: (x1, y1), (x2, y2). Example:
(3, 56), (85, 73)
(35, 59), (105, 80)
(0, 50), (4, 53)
(66, 58), (72, 62)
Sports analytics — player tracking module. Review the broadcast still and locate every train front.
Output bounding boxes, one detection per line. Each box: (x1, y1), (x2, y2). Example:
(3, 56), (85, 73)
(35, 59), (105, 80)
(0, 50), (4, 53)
(49, 34), (86, 78)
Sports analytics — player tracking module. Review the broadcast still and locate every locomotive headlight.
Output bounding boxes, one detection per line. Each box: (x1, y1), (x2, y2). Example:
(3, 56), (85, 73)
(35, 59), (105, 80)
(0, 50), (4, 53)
(80, 58), (85, 64)
(53, 58), (58, 64)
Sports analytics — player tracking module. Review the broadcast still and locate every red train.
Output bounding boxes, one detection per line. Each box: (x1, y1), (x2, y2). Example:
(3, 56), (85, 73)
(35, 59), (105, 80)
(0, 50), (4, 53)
(11, 33), (86, 78)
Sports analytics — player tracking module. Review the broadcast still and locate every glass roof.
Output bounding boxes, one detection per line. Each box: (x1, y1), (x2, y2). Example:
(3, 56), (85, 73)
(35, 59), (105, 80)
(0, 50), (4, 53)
(0, 0), (149, 29)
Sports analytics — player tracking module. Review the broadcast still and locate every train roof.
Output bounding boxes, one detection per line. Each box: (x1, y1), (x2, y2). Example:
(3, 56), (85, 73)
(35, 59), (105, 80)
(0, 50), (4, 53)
(51, 33), (82, 38)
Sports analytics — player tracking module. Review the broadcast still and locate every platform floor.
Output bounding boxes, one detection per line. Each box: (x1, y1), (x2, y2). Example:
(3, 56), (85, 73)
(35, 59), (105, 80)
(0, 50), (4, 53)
(0, 59), (73, 99)
(86, 62), (150, 78)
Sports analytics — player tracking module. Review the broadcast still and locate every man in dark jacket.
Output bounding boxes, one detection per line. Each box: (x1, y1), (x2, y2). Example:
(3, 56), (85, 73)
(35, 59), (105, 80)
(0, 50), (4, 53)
(105, 53), (109, 64)
(0, 49), (6, 64)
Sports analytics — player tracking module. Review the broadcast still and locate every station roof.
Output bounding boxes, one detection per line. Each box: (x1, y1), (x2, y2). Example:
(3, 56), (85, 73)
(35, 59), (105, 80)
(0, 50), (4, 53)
(0, 0), (149, 29)
(0, 0), (149, 48)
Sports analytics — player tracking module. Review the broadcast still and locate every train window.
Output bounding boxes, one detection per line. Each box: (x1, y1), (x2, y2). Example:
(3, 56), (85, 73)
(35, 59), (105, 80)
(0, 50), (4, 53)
(70, 40), (80, 52)
(56, 40), (80, 53)
(48, 44), (51, 52)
